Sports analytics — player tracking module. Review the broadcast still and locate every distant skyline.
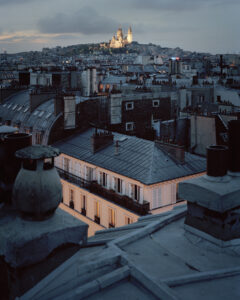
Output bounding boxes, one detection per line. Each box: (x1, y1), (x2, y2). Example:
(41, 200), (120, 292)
(0, 0), (239, 54)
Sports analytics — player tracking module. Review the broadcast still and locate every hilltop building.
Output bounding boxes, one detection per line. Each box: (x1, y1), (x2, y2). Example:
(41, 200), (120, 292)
(108, 27), (132, 49)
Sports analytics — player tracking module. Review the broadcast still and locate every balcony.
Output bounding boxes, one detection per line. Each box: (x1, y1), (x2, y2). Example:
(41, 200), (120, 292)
(89, 182), (149, 216)
(56, 167), (150, 216)
(56, 167), (91, 189)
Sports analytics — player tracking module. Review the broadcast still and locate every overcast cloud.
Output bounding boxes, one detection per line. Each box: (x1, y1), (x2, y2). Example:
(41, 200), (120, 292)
(0, 0), (239, 54)
(38, 7), (123, 35)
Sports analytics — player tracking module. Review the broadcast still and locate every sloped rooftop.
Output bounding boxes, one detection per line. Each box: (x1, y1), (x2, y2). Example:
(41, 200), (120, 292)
(53, 129), (206, 185)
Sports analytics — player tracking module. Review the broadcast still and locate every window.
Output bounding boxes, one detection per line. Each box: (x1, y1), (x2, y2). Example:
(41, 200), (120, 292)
(114, 177), (122, 194)
(100, 171), (108, 187)
(108, 208), (116, 228)
(63, 157), (70, 172)
(35, 132), (43, 144)
(152, 100), (160, 107)
(125, 216), (133, 225)
(125, 102), (134, 110)
(94, 201), (100, 224)
(125, 122), (134, 131)
(130, 184), (140, 202)
(81, 195), (87, 215)
(86, 166), (94, 181)
(69, 189), (74, 209)
(199, 95), (205, 103)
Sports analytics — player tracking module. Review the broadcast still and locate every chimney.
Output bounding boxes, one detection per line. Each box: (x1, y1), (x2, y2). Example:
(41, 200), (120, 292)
(115, 140), (119, 155)
(13, 145), (62, 220)
(91, 129), (114, 154)
(155, 140), (185, 163)
(179, 120), (240, 245)
(0, 145), (88, 299)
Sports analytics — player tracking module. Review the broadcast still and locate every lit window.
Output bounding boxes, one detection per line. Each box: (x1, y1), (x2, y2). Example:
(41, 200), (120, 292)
(95, 201), (100, 217)
(94, 201), (101, 224)
(81, 195), (87, 215)
(69, 189), (74, 209)
(108, 208), (116, 228)
(125, 216), (133, 225)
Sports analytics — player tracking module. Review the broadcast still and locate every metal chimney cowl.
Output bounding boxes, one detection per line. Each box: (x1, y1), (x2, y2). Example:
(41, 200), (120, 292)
(12, 145), (62, 221)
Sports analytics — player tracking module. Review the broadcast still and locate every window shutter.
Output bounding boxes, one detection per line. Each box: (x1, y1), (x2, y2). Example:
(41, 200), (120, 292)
(129, 184), (132, 198)
(158, 187), (162, 207)
(140, 187), (143, 203)
(122, 180), (125, 195)
(106, 174), (110, 189)
(97, 171), (101, 184)
(112, 176), (115, 190)
(92, 168), (96, 181)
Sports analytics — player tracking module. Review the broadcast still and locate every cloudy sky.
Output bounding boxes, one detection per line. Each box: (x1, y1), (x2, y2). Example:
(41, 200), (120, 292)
(0, 0), (239, 54)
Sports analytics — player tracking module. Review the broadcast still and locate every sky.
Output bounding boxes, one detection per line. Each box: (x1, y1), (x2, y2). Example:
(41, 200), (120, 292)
(0, 0), (239, 54)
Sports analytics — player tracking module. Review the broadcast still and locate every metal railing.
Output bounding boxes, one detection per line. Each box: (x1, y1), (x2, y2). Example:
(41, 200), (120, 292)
(56, 167), (150, 216)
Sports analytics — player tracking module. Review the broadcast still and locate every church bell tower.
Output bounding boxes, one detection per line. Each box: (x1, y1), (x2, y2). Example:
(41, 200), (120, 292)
(127, 26), (133, 44)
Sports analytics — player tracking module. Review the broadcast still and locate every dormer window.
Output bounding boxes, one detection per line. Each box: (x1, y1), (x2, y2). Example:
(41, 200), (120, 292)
(125, 102), (134, 110)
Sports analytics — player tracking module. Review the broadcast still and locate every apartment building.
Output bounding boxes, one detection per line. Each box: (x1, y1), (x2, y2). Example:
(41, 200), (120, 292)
(54, 128), (206, 235)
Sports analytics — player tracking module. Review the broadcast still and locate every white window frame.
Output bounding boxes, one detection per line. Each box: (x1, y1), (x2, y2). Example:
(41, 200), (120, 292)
(114, 177), (123, 194)
(125, 122), (134, 131)
(152, 100), (160, 107)
(100, 171), (108, 187)
(125, 102), (134, 110)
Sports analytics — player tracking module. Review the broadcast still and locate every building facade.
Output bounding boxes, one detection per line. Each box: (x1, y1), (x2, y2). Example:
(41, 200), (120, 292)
(54, 129), (206, 236)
